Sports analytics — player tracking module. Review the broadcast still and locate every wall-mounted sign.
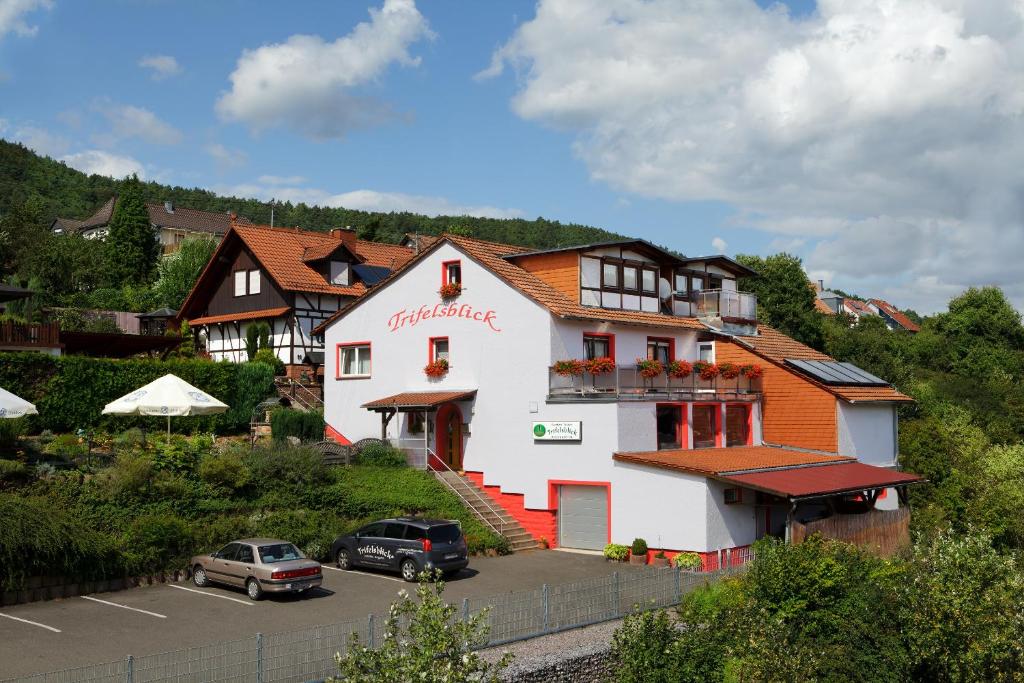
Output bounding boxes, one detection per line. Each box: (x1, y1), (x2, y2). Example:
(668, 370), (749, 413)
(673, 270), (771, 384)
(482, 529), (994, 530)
(532, 421), (582, 441)
(387, 304), (501, 333)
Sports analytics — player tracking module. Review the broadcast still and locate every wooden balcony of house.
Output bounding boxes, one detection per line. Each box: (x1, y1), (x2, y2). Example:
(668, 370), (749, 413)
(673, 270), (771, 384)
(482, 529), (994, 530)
(0, 320), (61, 350)
(548, 364), (762, 402)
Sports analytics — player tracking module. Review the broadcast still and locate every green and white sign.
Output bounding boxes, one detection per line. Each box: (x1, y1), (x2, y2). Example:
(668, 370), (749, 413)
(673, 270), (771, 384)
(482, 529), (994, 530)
(532, 421), (582, 441)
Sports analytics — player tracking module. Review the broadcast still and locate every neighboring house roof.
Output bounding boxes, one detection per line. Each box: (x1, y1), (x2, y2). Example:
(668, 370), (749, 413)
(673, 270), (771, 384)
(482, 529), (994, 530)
(51, 217), (84, 233)
(189, 306), (291, 326)
(136, 307), (177, 319)
(731, 325), (913, 403)
(362, 390), (478, 410)
(814, 298), (835, 315)
(73, 196), (116, 231)
(52, 196), (251, 236)
(843, 299), (875, 317)
(613, 445), (853, 477)
(869, 299), (921, 333)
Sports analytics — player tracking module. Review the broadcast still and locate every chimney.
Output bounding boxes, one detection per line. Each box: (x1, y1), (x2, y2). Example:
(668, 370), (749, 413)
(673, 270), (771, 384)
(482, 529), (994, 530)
(330, 227), (358, 249)
(818, 279), (824, 292)
(164, 201), (174, 214)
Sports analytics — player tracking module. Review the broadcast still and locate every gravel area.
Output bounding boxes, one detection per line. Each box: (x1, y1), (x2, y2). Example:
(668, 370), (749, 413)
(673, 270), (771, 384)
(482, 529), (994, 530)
(480, 619), (622, 681)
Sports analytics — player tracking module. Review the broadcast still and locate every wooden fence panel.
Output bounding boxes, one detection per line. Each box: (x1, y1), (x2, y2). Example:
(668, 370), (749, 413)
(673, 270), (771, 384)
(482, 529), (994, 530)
(792, 507), (910, 556)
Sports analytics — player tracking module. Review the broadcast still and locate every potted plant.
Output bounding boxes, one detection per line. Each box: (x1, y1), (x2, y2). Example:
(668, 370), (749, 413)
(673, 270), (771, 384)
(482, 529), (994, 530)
(673, 551), (702, 572)
(424, 358), (449, 378)
(719, 362), (741, 380)
(553, 359), (585, 377)
(651, 550), (670, 568)
(636, 358), (664, 379)
(586, 356), (616, 375)
(694, 360), (719, 381)
(741, 363), (763, 379)
(603, 543), (629, 562)
(667, 359), (693, 379)
(439, 281), (462, 300)
(629, 538), (648, 565)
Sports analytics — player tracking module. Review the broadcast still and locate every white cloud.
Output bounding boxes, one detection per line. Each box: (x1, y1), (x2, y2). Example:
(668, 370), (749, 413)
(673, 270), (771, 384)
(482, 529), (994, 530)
(711, 237), (728, 254)
(205, 143), (247, 169)
(257, 174), (306, 186)
(94, 102), (183, 145)
(216, 181), (522, 219)
(486, 0), (1024, 312)
(216, 0), (432, 139)
(138, 54), (182, 80)
(0, 0), (52, 39)
(5, 122), (68, 156)
(61, 150), (145, 179)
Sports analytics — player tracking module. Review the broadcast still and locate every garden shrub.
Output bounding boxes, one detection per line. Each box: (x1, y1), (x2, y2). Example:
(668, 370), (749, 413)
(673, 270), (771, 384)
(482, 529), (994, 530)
(603, 543), (629, 561)
(251, 349), (284, 375)
(43, 433), (87, 459)
(112, 428), (147, 453)
(610, 608), (681, 683)
(199, 449), (251, 492)
(631, 537), (648, 556)
(124, 512), (194, 574)
(0, 459), (29, 486)
(271, 408), (324, 444)
(100, 452), (156, 499)
(245, 445), (328, 492)
(0, 417), (25, 451)
(150, 433), (212, 473)
(354, 442), (408, 467)
(673, 551), (701, 570)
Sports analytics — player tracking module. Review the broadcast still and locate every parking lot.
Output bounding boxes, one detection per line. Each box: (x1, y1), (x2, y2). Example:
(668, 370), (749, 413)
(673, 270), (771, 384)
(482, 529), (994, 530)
(0, 550), (630, 679)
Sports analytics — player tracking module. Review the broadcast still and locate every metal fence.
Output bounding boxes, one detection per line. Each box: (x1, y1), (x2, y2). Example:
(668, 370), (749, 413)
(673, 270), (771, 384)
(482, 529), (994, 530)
(4, 564), (746, 683)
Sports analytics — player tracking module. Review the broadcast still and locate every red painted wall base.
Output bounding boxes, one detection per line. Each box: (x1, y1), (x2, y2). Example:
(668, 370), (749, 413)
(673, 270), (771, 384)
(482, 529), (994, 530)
(324, 424), (351, 445)
(637, 545), (753, 571)
(464, 471), (558, 547)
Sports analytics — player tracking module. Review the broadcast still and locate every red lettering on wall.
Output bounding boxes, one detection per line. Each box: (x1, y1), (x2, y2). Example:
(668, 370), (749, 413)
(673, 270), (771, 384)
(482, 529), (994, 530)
(387, 304), (501, 333)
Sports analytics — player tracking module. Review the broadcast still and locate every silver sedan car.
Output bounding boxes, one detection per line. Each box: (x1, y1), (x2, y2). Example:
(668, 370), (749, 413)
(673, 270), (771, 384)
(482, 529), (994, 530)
(190, 538), (322, 601)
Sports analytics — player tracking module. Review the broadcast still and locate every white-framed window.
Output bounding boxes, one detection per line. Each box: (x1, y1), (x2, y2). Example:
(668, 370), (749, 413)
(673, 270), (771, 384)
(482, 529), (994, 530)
(642, 268), (657, 294)
(234, 269), (261, 296)
(698, 341), (715, 363)
(622, 265), (638, 291)
(337, 343), (371, 378)
(330, 261), (350, 286)
(248, 269), (261, 295)
(234, 270), (247, 297)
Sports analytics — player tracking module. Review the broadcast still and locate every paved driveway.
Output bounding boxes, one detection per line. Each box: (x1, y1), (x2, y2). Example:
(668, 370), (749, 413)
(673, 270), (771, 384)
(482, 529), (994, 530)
(0, 550), (629, 679)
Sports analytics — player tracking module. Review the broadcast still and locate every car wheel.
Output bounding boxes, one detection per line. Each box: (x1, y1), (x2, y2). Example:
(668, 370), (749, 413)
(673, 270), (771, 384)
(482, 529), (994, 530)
(246, 578), (263, 601)
(193, 566), (209, 587)
(400, 559), (419, 582)
(336, 548), (352, 570)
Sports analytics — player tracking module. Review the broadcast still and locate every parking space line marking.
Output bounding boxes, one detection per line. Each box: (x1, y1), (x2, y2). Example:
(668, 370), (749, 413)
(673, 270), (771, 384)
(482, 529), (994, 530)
(168, 584), (254, 605)
(0, 613), (61, 633)
(322, 566), (406, 583)
(81, 595), (167, 618)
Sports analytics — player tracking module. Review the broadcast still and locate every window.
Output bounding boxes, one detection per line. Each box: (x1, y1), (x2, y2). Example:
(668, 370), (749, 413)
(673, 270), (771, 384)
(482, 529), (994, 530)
(407, 411), (425, 435)
(642, 268), (657, 294)
(383, 523), (407, 539)
(674, 273), (689, 295)
(726, 404), (751, 447)
(698, 342), (715, 363)
(692, 405), (719, 448)
(330, 261), (350, 286)
(430, 337), (449, 363)
(691, 275), (704, 293)
(583, 333), (614, 361)
(723, 488), (742, 505)
(443, 260), (462, 285)
(656, 405), (684, 450)
(248, 270), (260, 294)
(359, 523), (385, 538)
(337, 343), (371, 378)
(236, 545), (254, 564)
(217, 543), (240, 560)
(233, 271), (247, 297)
(623, 265), (639, 291)
(602, 262), (620, 289)
(234, 269), (261, 296)
(647, 337), (673, 364)
(404, 525), (427, 540)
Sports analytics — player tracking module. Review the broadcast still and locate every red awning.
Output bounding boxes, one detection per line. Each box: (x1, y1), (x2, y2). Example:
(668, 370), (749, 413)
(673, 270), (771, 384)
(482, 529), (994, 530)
(362, 390), (476, 411)
(721, 462), (922, 499)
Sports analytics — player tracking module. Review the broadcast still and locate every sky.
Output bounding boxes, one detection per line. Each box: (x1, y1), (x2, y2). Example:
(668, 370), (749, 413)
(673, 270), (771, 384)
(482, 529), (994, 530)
(1, 0), (1023, 314)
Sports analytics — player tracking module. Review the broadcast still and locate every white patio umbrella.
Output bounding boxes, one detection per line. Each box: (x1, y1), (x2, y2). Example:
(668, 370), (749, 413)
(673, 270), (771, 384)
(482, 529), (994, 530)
(0, 386), (38, 418)
(101, 373), (228, 437)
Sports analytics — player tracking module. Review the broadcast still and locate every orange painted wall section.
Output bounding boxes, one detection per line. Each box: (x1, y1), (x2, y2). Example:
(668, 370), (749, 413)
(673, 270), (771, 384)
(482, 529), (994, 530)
(717, 341), (838, 452)
(512, 251), (579, 303)
(465, 471), (558, 546)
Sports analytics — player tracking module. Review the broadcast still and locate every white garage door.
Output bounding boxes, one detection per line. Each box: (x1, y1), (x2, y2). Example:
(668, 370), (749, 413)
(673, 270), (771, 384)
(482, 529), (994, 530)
(558, 485), (607, 550)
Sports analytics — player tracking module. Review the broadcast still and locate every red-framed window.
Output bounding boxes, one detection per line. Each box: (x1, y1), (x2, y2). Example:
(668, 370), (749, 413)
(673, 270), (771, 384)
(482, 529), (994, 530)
(583, 332), (615, 361)
(429, 336), (450, 364)
(725, 403), (753, 447)
(646, 337), (674, 364)
(442, 260), (462, 286)
(336, 341), (371, 379)
(656, 403), (687, 450)
(692, 403), (722, 448)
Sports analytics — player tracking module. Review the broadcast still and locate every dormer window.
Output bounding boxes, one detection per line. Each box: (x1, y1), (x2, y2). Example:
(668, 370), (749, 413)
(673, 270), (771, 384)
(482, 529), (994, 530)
(443, 260), (462, 285)
(330, 261), (350, 286)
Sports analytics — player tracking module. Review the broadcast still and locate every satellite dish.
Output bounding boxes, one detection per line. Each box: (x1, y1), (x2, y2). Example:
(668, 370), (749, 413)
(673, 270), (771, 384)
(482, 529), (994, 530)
(659, 277), (673, 300)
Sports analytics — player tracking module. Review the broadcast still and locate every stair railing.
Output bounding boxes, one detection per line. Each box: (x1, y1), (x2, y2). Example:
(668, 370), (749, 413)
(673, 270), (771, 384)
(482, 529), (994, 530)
(429, 448), (509, 537)
(278, 378), (323, 411)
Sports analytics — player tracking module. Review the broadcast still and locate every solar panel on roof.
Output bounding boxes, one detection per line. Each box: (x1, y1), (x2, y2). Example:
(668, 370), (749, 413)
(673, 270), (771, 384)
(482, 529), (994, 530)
(352, 264), (391, 287)
(783, 359), (889, 386)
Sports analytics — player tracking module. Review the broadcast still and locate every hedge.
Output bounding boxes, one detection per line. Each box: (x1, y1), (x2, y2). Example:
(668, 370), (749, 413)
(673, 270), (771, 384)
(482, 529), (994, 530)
(270, 408), (324, 443)
(0, 352), (275, 434)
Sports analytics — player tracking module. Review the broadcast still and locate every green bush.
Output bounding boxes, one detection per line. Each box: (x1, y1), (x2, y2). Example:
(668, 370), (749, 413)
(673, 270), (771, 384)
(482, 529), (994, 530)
(124, 513), (194, 574)
(630, 538), (648, 556)
(112, 428), (147, 453)
(199, 449), (251, 492)
(271, 408), (324, 444)
(603, 543), (629, 561)
(0, 459), (29, 486)
(355, 442), (408, 467)
(0, 417), (25, 451)
(43, 433), (87, 459)
(251, 349), (285, 376)
(610, 609), (681, 683)
(100, 452), (156, 499)
(246, 445), (328, 492)
(673, 552), (701, 570)
(150, 433), (212, 473)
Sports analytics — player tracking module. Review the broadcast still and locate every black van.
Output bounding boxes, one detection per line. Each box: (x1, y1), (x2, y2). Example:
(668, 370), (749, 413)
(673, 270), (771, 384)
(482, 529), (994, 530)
(331, 517), (469, 581)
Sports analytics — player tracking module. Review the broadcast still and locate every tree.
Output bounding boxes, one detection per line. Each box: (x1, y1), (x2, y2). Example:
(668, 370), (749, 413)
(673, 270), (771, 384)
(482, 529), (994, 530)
(20, 232), (106, 303)
(736, 253), (824, 349)
(0, 195), (47, 276)
(104, 175), (158, 285)
(332, 575), (511, 682)
(152, 237), (218, 310)
(244, 322), (271, 361)
(357, 217), (382, 242)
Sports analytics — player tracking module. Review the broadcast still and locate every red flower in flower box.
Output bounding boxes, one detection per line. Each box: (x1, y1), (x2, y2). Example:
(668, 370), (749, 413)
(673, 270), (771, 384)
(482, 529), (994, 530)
(694, 360), (719, 381)
(719, 362), (741, 380)
(553, 359), (586, 377)
(439, 282), (462, 300)
(586, 357), (616, 375)
(667, 359), (693, 379)
(636, 358), (665, 379)
(424, 358), (449, 378)
(741, 363), (764, 379)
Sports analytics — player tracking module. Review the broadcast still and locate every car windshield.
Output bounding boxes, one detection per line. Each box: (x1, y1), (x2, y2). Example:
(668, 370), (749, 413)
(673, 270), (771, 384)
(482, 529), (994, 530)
(427, 525), (461, 544)
(258, 543), (303, 563)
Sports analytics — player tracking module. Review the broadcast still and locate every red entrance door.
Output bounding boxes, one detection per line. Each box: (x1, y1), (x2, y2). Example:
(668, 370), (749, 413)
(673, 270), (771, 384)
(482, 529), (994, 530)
(435, 404), (463, 470)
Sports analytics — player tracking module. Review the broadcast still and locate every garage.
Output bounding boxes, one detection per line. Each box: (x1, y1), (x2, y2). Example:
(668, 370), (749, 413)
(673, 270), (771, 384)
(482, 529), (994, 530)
(558, 485), (608, 550)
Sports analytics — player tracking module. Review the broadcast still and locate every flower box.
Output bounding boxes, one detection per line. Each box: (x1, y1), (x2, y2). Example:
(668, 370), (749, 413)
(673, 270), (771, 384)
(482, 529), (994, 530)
(636, 358), (665, 379)
(586, 357), (616, 375)
(694, 361), (719, 381)
(424, 358), (449, 378)
(553, 359), (586, 377)
(439, 282), (462, 300)
(667, 359), (693, 379)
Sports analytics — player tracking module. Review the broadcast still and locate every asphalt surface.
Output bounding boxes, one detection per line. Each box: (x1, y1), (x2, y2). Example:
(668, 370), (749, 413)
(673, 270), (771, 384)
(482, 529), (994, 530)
(0, 550), (628, 679)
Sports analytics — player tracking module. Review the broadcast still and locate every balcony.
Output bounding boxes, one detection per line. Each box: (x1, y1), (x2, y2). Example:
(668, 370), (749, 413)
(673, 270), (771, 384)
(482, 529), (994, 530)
(0, 321), (61, 349)
(548, 364), (762, 402)
(695, 289), (758, 333)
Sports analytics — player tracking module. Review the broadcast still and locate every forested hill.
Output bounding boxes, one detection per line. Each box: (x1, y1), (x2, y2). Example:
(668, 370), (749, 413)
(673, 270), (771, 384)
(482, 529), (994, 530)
(0, 139), (626, 248)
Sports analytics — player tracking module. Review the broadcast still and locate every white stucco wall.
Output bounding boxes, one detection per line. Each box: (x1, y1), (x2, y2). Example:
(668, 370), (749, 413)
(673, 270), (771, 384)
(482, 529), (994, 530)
(705, 480), (758, 548)
(837, 402), (898, 465)
(610, 460), (711, 550)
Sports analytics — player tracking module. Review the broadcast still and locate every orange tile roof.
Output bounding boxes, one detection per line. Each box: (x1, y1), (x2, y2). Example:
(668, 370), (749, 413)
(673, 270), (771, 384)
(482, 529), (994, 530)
(814, 298), (835, 315)
(189, 306), (291, 326)
(613, 446), (853, 477)
(869, 299), (921, 333)
(362, 390), (477, 409)
(733, 325), (913, 403)
(233, 225), (414, 296)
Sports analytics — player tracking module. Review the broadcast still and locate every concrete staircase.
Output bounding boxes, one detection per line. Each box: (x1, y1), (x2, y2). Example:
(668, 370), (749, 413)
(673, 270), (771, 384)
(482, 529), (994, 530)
(435, 471), (540, 552)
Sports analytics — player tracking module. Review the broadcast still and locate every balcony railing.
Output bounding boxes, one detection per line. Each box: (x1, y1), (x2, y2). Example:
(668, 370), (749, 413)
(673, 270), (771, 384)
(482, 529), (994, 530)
(548, 364), (762, 401)
(695, 289), (758, 325)
(0, 321), (60, 347)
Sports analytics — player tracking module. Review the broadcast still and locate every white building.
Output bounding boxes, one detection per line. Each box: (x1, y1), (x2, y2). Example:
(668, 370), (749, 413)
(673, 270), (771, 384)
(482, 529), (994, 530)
(317, 234), (920, 564)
